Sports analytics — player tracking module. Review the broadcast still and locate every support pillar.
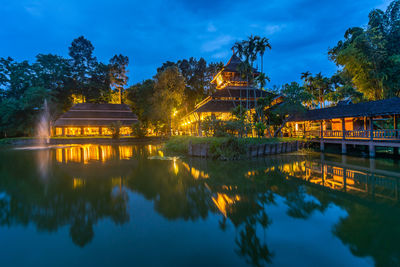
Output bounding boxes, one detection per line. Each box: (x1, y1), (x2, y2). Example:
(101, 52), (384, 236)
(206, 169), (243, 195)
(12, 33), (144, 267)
(99, 127), (103, 136)
(394, 147), (399, 156)
(369, 117), (374, 141)
(81, 127), (85, 136)
(369, 143), (375, 158)
(341, 118), (346, 140)
(341, 143), (347, 154)
(320, 141), (325, 152)
(198, 112), (202, 137)
(364, 117), (367, 130)
(320, 120), (323, 139)
(343, 167), (347, 192)
(61, 127), (65, 136)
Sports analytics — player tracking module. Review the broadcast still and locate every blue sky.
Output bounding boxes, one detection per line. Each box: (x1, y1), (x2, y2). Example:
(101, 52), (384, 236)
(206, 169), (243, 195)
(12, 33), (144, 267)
(0, 0), (391, 87)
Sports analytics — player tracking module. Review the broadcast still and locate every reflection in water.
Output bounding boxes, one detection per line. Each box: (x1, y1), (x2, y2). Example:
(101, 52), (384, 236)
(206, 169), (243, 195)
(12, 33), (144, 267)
(54, 145), (136, 164)
(1, 146), (400, 266)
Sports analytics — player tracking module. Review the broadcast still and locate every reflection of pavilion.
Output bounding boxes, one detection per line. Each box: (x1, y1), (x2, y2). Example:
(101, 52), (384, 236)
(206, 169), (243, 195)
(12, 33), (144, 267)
(54, 144), (158, 164)
(181, 155), (400, 216)
(273, 158), (400, 203)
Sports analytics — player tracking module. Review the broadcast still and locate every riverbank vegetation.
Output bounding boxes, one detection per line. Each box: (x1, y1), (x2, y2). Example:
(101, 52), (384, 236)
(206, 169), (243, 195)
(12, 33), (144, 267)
(163, 136), (301, 159)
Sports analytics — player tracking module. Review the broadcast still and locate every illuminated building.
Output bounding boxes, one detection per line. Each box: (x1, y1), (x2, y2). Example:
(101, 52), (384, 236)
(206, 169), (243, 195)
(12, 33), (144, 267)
(180, 51), (283, 136)
(53, 103), (138, 137)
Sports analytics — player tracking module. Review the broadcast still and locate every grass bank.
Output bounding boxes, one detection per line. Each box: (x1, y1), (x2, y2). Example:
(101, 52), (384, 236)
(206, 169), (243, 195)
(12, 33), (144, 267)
(0, 137), (36, 145)
(163, 136), (303, 159)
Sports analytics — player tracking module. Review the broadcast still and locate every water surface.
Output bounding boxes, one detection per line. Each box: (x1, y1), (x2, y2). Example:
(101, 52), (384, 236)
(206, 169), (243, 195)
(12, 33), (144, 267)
(0, 144), (399, 266)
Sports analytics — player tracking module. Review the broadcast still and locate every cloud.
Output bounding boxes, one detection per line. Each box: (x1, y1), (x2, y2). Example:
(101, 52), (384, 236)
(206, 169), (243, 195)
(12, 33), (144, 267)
(265, 24), (285, 35)
(201, 35), (234, 53)
(207, 22), (217, 32)
(0, 0), (390, 87)
(211, 51), (230, 59)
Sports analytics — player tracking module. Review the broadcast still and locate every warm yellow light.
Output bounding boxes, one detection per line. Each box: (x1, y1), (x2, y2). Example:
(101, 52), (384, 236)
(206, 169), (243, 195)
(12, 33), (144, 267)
(173, 158), (179, 175)
(212, 193), (241, 217)
(73, 178), (85, 188)
(119, 146), (133, 160)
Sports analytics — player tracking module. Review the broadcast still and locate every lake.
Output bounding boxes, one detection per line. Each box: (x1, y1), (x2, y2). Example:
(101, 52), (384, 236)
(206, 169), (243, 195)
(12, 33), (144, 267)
(0, 143), (399, 266)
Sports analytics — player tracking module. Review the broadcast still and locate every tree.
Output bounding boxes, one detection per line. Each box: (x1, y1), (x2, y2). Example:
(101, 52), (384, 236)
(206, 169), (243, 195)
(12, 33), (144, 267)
(326, 71), (364, 104)
(257, 83), (307, 137)
(233, 35), (271, 117)
(301, 72), (333, 108)
(152, 66), (185, 136)
(33, 54), (73, 112)
(87, 62), (112, 103)
(68, 36), (97, 102)
(109, 121), (122, 139)
(156, 58), (222, 112)
(255, 37), (271, 73)
(109, 54), (129, 104)
(126, 79), (155, 124)
(329, 0), (400, 100)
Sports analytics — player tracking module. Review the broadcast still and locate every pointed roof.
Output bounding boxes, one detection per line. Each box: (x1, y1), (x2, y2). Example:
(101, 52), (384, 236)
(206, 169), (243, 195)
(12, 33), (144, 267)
(223, 54), (243, 72)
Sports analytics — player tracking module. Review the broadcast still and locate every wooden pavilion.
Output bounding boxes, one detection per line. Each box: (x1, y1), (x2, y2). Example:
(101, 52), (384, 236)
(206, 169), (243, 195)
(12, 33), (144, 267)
(53, 103), (138, 136)
(286, 97), (400, 156)
(180, 52), (282, 136)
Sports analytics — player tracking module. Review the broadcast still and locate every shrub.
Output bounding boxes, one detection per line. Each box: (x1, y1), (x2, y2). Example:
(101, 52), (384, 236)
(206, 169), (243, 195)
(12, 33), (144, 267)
(255, 122), (266, 137)
(109, 121), (122, 139)
(132, 122), (147, 138)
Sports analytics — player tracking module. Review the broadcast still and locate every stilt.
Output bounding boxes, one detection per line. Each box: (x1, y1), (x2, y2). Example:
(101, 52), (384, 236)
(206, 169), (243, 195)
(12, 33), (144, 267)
(320, 141), (325, 152)
(341, 143), (347, 154)
(369, 143), (375, 157)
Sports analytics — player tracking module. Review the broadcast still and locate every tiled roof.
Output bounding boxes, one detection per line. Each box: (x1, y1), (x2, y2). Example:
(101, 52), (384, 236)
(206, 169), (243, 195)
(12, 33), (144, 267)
(54, 103), (138, 127)
(288, 97), (400, 122)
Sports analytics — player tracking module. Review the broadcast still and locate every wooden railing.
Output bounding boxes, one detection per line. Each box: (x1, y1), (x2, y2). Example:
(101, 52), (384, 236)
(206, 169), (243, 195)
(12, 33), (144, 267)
(293, 129), (400, 141)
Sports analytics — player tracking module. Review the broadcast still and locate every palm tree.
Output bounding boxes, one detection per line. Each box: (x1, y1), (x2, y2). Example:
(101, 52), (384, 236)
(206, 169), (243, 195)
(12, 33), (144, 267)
(254, 73), (270, 120)
(301, 71), (318, 108)
(300, 71), (311, 81)
(256, 37), (271, 73)
(232, 41), (246, 109)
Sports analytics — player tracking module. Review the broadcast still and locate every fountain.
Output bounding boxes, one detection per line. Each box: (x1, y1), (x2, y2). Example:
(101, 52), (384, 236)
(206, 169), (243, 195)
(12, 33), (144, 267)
(36, 99), (51, 146)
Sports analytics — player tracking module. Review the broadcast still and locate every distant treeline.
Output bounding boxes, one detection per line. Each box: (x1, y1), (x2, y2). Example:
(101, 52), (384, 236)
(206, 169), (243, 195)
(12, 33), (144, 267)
(0, 35), (223, 137)
(1, 0), (400, 137)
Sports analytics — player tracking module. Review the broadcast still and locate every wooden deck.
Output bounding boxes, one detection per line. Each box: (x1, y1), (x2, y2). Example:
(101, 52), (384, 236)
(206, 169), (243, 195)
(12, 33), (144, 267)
(293, 129), (400, 157)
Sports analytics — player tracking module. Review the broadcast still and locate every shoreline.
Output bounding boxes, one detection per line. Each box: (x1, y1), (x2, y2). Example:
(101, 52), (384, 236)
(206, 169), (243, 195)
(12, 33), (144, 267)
(0, 136), (165, 146)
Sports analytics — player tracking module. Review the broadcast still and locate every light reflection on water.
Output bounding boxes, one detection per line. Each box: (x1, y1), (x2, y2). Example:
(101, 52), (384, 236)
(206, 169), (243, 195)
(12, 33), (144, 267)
(0, 144), (400, 266)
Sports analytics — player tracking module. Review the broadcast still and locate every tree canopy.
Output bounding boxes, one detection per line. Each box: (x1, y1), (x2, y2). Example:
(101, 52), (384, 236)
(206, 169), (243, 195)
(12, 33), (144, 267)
(329, 0), (400, 100)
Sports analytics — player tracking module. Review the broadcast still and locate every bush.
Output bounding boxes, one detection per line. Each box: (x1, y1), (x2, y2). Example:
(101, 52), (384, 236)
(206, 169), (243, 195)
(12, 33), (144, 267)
(209, 136), (246, 160)
(109, 121), (122, 139)
(131, 122), (147, 138)
(255, 122), (266, 137)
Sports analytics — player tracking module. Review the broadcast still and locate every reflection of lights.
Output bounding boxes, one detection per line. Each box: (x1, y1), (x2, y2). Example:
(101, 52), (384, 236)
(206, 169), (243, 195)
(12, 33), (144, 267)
(55, 145), (134, 164)
(181, 162), (209, 179)
(119, 146), (133, 160)
(148, 145), (153, 154)
(158, 150), (164, 157)
(101, 146), (114, 162)
(73, 178), (84, 189)
(56, 149), (63, 163)
(112, 176), (123, 188)
(245, 170), (257, 178)
(173, 158), (179, 175)
(212, 193), (240, 217)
